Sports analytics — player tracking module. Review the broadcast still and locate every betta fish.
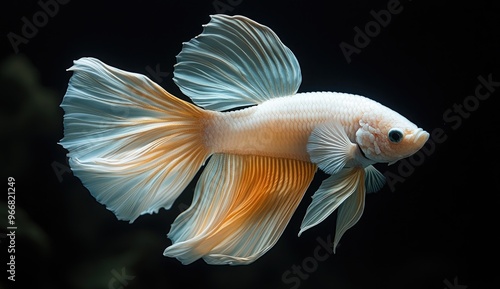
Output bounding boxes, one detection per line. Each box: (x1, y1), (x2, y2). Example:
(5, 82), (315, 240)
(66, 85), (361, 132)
(60, 14), (429, 265)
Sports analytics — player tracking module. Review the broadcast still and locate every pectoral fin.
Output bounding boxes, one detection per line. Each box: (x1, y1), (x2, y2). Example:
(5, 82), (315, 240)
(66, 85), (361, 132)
(307, 122), (357, 175)
(164, 154), (316, 265)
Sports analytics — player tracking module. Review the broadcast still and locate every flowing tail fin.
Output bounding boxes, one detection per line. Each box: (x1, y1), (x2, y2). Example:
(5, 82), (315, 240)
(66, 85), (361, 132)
(60, 57), (211, 222)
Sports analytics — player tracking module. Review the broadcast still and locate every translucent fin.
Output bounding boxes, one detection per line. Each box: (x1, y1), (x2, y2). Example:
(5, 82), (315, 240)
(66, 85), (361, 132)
(334, 170), (366, 252)
(307, 122), (357, 174)
(164, 154), (316, 265)
(299, 167), (362, 236)
(60, 57), (210, 222)
(364, 165), (386, 193)
(174, 14), (302, 111)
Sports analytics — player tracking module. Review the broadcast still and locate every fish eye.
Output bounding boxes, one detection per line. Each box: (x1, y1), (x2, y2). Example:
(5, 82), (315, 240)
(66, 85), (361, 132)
(388, 128), (404, 143)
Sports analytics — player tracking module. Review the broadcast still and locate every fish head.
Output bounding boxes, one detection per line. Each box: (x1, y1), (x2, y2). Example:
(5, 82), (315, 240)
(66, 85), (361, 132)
(355, 107), (429, 164)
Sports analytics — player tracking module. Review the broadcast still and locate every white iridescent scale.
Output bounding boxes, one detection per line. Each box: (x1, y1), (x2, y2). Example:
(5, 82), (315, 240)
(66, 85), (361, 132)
(206, 92), (376, 163)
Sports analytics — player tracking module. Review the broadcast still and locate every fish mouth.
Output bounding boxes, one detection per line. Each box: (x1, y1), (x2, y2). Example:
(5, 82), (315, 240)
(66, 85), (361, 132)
(411, 128), (430, 145)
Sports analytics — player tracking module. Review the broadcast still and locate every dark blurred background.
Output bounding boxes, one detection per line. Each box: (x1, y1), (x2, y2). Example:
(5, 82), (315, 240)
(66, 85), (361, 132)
(1, 0), (498, 288)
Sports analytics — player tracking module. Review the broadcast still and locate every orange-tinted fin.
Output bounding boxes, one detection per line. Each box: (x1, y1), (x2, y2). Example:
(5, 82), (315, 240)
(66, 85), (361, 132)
(60, 58), (210, 222)
(164, 154), (317, 265)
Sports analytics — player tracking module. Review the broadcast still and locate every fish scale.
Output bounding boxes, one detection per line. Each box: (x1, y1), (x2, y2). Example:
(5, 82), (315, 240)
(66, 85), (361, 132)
(205, 92), (377, 162)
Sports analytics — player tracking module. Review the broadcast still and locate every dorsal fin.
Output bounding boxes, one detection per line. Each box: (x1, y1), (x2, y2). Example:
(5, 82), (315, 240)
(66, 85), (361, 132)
(174, 14), (302, 111)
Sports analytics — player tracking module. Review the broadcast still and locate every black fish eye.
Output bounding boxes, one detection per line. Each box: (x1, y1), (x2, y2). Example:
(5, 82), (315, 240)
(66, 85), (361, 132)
(388, 129), (404, 143)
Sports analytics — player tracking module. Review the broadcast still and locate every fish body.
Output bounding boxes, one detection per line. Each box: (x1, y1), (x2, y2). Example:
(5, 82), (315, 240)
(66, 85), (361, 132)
(60, 15), (429, 265)
(207, 92), (426, 164)
(207, 92), (345, 162)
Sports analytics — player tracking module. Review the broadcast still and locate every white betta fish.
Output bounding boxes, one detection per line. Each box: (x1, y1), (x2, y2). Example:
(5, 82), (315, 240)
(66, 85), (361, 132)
(60, 14), (429, 265)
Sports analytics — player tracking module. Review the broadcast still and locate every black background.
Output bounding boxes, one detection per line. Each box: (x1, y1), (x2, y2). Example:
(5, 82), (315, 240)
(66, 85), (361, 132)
(1, 0), (498, 288)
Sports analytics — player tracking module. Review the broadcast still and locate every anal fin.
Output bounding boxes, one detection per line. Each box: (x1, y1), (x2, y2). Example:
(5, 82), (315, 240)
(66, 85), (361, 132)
(164, 154), (317, 265)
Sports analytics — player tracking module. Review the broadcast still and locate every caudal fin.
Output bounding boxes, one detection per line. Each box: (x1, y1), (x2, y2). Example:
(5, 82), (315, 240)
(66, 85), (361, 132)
(60, 57), (210, 222)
